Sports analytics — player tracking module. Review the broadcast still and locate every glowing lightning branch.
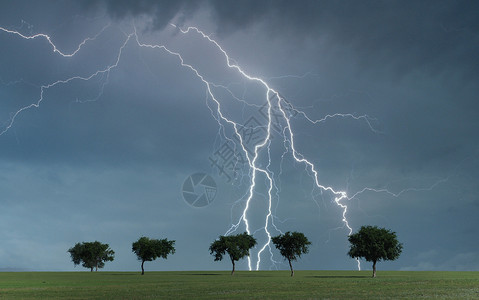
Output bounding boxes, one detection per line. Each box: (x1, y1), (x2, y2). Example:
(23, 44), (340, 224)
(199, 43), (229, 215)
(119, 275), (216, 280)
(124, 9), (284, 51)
(0, 30), (132, 136)
(0, 24), (110, 57)
(294, 111), (380, 134)
(349, 177), (451, 201)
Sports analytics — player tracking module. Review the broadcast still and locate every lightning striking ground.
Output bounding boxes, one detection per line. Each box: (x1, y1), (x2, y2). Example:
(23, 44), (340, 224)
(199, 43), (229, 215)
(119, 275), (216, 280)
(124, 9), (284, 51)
(142, 24), (364, 271)
(0, 22), (449, 272)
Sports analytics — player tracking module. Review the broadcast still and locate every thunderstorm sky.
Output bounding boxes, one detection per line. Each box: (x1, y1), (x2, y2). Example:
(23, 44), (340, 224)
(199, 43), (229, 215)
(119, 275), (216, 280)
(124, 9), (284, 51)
(0, 0), (478, 272)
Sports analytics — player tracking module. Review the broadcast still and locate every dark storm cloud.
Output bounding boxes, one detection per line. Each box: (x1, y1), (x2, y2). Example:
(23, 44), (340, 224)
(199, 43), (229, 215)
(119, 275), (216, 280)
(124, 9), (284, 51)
(88, 0), (479, 80)
(1, 0), (478, 272)
(228, 0), (479, 81)
(83, 0), (201, 29)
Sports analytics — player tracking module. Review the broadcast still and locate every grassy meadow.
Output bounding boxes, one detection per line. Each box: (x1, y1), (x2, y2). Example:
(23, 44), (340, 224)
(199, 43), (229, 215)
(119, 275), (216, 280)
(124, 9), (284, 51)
(0, 270), (478, 299)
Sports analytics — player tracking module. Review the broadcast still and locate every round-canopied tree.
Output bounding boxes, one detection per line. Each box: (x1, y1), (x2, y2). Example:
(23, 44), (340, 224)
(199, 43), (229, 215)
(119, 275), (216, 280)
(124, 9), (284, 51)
(348, 225), (403, 277)
(132, 236), (176, 275)
(272, 231), (311, 277)
(209, 232), (257, 275)
(68, 241), (115, 272)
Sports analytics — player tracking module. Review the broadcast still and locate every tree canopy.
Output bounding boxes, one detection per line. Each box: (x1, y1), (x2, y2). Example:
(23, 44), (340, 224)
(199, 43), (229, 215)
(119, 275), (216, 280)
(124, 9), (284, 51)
(272, 231), (311, 276)
(348, 225), (403, 277)
(132, 236), (176, 275)
(68, 241), (115, 272)
(209, 232), (257, 275)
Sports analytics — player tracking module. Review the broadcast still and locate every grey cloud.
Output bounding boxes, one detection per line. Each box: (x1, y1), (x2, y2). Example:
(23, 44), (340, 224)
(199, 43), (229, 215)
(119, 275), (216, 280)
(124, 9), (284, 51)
(87, 0), (479, 81)
(83, 0), (201, 29)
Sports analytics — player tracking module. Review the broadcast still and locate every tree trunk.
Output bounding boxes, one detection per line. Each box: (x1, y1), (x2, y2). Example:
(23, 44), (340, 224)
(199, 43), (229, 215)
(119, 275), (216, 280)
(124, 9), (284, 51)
(141, 260), (145, 275)
(288, 259), (294, 277)
(231, 258), (235, 276)
(95, 265), (98, 272)
(90, 267), (94, 272)
(372, 261), (377, 278)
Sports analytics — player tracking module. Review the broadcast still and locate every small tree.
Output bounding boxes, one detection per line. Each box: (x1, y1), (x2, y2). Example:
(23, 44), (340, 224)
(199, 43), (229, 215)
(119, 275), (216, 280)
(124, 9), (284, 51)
(132, 236), (176, 275)
(209, 232), (257, 275)
(348, 225), (403, 277)
(272, 231), (311, 277)
(68, 241), (115, 272)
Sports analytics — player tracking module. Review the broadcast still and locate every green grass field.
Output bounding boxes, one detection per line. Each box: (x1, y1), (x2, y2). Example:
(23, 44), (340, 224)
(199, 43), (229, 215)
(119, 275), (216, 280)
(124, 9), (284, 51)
(0, 270), (478, 299)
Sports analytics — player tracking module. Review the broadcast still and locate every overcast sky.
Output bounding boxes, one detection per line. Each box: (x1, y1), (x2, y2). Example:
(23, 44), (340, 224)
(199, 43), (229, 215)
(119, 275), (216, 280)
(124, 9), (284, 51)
(0, 0), (478, 272)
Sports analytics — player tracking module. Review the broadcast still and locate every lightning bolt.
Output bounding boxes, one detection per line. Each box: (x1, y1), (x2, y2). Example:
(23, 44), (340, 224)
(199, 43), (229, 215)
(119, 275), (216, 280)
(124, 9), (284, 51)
(1, 21), (451, 272)
(168, 25), (365, 270)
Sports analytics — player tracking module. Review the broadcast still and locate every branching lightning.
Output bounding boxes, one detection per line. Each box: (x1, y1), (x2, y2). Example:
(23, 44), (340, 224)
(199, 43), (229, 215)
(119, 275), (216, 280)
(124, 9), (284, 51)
(169, 25), (368, 270)
(0, 24), (110, 57)
(0, 21), (449, 272)
(0, 24), (123, 135)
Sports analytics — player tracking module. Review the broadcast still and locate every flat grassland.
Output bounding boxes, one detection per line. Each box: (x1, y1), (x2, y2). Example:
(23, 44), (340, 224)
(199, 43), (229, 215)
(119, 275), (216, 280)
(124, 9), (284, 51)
(0, 270), (478, 299)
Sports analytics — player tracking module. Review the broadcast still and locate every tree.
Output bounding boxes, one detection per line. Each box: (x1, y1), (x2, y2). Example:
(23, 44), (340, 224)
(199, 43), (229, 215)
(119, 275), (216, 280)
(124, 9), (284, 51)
(272, 231), (311, 277)
(348, 225), (403, 277)
(68, 241), (115, 272)
(132, 236), (176, 275)
(209, 232), (257, 275)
